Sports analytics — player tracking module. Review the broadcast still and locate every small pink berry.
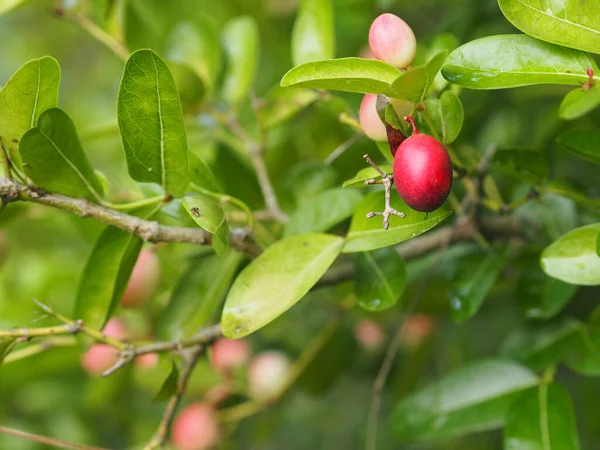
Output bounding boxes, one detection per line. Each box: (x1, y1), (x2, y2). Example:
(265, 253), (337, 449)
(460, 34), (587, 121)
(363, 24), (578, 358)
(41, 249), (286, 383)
(172, 403), (219, 450)
(354, 319), (385, 350)
(102, 317), (128, 340)
(121, 248), (161, 308)
(81, 344), (119, 376)
(210, 338), (250, 374)
(369, 13), (417, 69)
(247, 351), (290, 400)
(399, 314), (435, 350)
(135, 353), (159, 369)
(359, 94), (387, 141)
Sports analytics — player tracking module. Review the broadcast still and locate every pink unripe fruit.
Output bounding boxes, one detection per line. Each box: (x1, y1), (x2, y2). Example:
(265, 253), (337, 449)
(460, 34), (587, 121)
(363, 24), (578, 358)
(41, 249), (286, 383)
(172, 403), (220, 450)
(369, 13), (417, 69)
(121, 248), (161, 308)
(248, 351), (290, 400)
(359, 94), (387, 141)
(399, 314), (435, 350)
(354, 319), (385, 350)
(81, 318), (128, 375)
(135, 352), (159, 369)
(204, 383), (231, 406)
(210, 338), (250, 374)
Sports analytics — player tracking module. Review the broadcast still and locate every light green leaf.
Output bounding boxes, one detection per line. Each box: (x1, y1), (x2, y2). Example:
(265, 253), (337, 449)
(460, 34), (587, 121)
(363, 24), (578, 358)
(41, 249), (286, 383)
(117, 49), (189, 197)
(19, 108), (104, 201)
(449, 248), (509, 323)
(492, 148), (549, 184)
(544, 178), (600, 209)
(158, 251), (244, 340)
(153, 363), (179, 402)
(499, 0), (600, 54)
(167, 61), (205, 113)
(423, 90), (463, 144)
(541, 224), (600, 286)
(280, 58), (403, 98)
(442, 35), (599, 89)
(343, 191), (452, 253)
(517, 266), (578, 319)
(391, 359), (539, 441)
(284, 188), (363, 236)
(391, 51), (448, 102)
(504, 384), (580, 450)
(221, 16), (259, 104)
(0, 56), (60, 168)
(0, 338), (16, 364)
(557, 129), (600, 166)
(292, 0), (334, 66)
(189, 152), (222, 193)
(258, 86), (319, 129)
(354, 247), (406, 311)
(564, 319), (600, 376)
(0, 0), (28, 16)
(342, 165), (393, 188)
(559, 86), (600, 120)
(182, 195), (229, 255)
(221, 233), (344, 338)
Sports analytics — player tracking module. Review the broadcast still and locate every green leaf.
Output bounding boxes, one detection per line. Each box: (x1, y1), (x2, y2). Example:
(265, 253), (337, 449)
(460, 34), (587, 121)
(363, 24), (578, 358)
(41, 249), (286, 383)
(284, 188), (363, 237)
(342, 165), (393, 188)
(557, 130), (600, 166)
(492, 148), (549, 185)
(498, 0), (600, 55)
(258, 86), (319, 129)
(504, 384), (580, 450)
(167, 61), (205, 113)
(117, 49), (189, 197)
(0, 338), (16, 364)
(391, 51), (448, 102)
(0, 56), (60, 168)
(182, 195), (229, 255)
(166, 20), (221, 91)
(19, 108), (104, 201)
(74, 227), (144, 331)
(442, 35), (599, 89)
(544, 178), (600, 209)
(354, 247), (406, 311)
(517, 266), (578, 319)
(221, 233), (344, 338)
(158, 251), (244, 340)
(189, 152), (222, 193)
(221, 16), (259, 104)
(280, 58), (403, 98)
(291, 0), (334, 66)
(152, 363), (179, 402)
(541, 224), (600, 286)
(559, 86), (600, 120)
(449, 248), (509, 322)
(423, 90), (463, 144)
(564, 319), (600, 376)
(391, 359), (539, 442)
(0, 0), (28, 15)
(343, 191), (452, 253)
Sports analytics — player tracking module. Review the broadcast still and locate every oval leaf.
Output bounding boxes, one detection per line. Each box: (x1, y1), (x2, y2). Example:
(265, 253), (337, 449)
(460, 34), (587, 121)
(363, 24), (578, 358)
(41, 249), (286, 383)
(258, 86), (319, 129)
(182, 195), (229, 255)
(559, 86), (600, 120)
(280, 58), (403, 98)
(504, 384), (580, 450)
(342, 164), (393, 188)
(19, 108), (104, 201)
(117, 49), (189, 197)
(423, 90), (464, 144)
(517, 266), (578, 319)
(221, 16), (259, 104)
(499, 0), (600, 55)
(292, 0), (334, 66)
(0, 56), (60, 168)
(442, 35), (599, 89)
(354, 247), (406, 311)
(492, 148), (549, 184)
(221, 233), (344, 338)
(557, 129), (600, 166)
(391, 359), (539, 441)
(541, 224), (600, 286)
(391, 51), (448, 102)
(189, 152), (222, 193)
(564, 319), (600, 376)
(343, 191), (453, 253)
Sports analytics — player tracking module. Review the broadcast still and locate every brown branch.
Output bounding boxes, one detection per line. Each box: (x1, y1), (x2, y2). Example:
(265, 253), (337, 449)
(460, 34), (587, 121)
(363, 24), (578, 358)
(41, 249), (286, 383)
(0, 425), (108, 450)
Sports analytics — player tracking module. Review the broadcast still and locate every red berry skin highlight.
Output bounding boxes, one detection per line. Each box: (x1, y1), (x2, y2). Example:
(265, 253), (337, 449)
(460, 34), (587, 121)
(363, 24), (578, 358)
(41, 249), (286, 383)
(393, 118), (452, 212)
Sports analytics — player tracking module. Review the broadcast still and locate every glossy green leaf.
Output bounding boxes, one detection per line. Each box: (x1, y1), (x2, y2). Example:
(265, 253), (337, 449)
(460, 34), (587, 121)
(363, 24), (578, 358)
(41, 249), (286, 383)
(354, 247), (406, 311)
(221, 16), (259, 104)
(19, 108), (104, 201)
(153, 363), (179, 402)
(492, 148), (549, 184)
(449, 248), (509, 323)
(557, 130), (600, 166)
(158, 251), (244, 340)
(0, 56), (60, 168)
(342, 165), (393, 188)
(499, 0), (600, 54)
(517, 266), (578, 319)
(391, 359), (539, 441)
(221, 233), (344, 338)
(0, 0), (28, 15)
(183, 195), (229, 255)
(117, 49), (189, 197)
(442, 35), (599, 89)
(167, 61), (205, 113)
(559, 86), (600, 120)
(504, 384), (580, 450)
(423, 90), (463, 144)
(343, 191), (452, 253)
(166, 20), (221, 91)
(541, 224), (600, 286)
(189, 152), (222, 193)
(280, 58), (404, 98)
(0, 338), (16, 364)
(391, 51), (448, 102)
(284, 188), (362, 237)
(74, 227), (144, 331)
(258, 86), (319, 129)
(292, 0), (334, 66)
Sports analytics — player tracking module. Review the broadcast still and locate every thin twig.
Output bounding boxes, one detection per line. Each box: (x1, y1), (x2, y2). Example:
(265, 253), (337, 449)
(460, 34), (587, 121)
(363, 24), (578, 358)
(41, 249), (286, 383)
(363, 154), (405, 230)
(0, 425), (108, 450)
(73, 14), (129, 61)
(324, 134), (361, 165)
(2, 337), (76, 364)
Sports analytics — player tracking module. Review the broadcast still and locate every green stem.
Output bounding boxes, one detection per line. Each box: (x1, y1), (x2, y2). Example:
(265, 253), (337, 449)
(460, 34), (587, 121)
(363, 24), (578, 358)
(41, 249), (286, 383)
(191, 184), (254, 229)
(3, 337), (76, 364)
(101, 195), (166, 211)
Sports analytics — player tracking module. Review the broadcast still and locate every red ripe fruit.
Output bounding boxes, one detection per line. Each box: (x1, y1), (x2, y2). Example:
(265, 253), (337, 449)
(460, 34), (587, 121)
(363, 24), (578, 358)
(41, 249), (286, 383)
(393, 117), (452, 212)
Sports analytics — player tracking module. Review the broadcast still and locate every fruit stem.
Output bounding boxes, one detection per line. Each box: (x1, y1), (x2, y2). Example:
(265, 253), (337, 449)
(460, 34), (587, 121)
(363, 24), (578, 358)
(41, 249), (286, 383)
(404, 116), (419, 135)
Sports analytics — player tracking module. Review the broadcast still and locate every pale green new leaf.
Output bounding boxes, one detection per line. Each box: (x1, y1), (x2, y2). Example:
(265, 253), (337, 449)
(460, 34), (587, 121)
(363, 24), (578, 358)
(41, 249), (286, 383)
(182, 195), (229, 255)
(559, 86), (600, 120)
(291, 0), (334, 66)
(0, 0), (28, 16)
(423, 90), (464, 144)
(391, 51), (448, 102)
